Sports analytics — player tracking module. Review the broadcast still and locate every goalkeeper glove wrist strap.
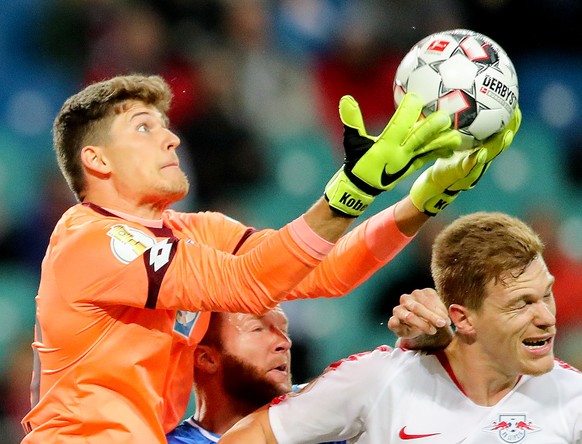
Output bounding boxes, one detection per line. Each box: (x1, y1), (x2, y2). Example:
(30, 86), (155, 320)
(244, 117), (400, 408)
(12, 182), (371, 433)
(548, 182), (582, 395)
(324, 168), (376, 217)
(412, 188), (460, 216)
(424, 190), (460, 216)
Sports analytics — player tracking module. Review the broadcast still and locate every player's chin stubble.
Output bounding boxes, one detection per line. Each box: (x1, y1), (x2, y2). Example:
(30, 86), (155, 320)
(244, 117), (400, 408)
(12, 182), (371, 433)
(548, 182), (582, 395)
(221, 353), (291, 408)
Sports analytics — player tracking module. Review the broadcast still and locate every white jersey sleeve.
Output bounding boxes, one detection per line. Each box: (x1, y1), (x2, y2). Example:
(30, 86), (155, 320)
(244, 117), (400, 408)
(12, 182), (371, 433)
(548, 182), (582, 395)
(269, 345), (408, 443)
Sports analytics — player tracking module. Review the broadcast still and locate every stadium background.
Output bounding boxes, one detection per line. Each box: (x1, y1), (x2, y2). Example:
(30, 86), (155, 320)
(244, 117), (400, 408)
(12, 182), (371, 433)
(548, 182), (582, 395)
(0, 1), (581, 442)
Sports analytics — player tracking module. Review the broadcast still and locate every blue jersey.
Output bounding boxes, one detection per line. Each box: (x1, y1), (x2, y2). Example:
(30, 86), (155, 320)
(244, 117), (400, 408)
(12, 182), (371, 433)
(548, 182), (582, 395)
(166, 386), (346, 444)
(167, 417), (346, 444)
(167, 418), (220, 444)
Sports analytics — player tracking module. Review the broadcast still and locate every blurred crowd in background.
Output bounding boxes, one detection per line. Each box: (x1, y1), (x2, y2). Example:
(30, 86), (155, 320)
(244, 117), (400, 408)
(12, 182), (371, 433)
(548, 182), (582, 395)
(1, 0), (581, 442)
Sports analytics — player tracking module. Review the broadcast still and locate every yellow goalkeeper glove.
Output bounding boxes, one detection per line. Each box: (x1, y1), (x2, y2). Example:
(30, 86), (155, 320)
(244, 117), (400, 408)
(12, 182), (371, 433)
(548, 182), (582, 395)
(410, 105), (522, 215)
(325, 93), (462, 217)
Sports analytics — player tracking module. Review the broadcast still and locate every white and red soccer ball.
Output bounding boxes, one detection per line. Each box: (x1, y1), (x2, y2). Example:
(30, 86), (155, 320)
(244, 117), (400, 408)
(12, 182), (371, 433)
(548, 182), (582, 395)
(393, 29), (519, 149)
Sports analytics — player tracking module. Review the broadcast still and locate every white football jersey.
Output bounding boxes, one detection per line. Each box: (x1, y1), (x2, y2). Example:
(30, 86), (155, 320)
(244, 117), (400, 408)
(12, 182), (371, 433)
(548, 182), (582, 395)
(268, 346), (582, 443)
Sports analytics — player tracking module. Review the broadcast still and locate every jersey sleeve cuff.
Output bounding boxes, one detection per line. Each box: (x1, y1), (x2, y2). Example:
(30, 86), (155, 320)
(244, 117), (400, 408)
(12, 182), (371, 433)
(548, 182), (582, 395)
(287, 216), (335, 261)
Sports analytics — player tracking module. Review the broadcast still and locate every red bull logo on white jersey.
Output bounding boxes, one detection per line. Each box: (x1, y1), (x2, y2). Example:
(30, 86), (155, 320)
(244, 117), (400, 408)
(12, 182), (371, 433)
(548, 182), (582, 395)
(484, 414), (541, 443)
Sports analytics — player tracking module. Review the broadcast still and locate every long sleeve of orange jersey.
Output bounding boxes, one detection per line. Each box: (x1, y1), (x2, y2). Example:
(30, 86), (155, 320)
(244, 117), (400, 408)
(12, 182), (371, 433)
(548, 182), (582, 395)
(285, 203), (413, 298)
(231, 203), (414, 300)
(158, 220), (332, 314)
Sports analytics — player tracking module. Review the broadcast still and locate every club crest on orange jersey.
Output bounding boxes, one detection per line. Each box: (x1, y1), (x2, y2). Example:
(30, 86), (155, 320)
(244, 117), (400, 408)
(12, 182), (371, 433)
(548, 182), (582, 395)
(107, 224), (155, 263)
(174, 310), (201, 338)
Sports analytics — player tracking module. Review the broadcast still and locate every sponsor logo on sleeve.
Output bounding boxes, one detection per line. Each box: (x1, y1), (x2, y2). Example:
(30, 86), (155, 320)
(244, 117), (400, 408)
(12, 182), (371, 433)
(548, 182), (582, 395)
(107, 224), (155, 263)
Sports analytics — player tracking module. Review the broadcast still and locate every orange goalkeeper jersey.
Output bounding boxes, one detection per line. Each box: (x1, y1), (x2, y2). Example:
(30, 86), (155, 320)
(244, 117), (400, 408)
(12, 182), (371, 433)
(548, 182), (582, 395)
(21, 202), (412, 443)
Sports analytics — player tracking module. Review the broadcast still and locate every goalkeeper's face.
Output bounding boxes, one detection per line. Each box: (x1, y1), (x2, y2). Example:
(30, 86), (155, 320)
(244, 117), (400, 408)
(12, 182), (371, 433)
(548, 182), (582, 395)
(219, 308), (293, 407)
(98, 100), (189, 207)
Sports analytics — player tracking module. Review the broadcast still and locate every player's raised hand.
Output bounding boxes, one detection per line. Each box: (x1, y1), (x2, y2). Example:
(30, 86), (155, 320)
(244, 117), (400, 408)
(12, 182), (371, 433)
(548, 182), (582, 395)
(409, 105), (521, 216)
(325, 93), (462, 217)
(410, 147), (487, 215)
(388, 288), (450, 337)
(388, 288), (453, 351)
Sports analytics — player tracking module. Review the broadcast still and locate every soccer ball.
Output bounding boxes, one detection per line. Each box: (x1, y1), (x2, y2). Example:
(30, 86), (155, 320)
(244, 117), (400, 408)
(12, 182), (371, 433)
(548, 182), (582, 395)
(393, 29), (518, 149)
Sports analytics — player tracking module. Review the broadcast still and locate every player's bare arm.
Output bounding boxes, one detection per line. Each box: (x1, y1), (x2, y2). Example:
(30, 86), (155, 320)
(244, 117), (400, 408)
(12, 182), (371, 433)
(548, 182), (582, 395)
(393, 196), (430, 237)
(302, 194), (432, 243)
(219, 406), (276, 444)
(302, 197), (355, 242)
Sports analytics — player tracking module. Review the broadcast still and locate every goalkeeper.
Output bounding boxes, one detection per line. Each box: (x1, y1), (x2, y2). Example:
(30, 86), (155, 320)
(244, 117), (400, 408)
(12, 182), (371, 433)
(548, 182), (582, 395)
(22, 73), (520, 443)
